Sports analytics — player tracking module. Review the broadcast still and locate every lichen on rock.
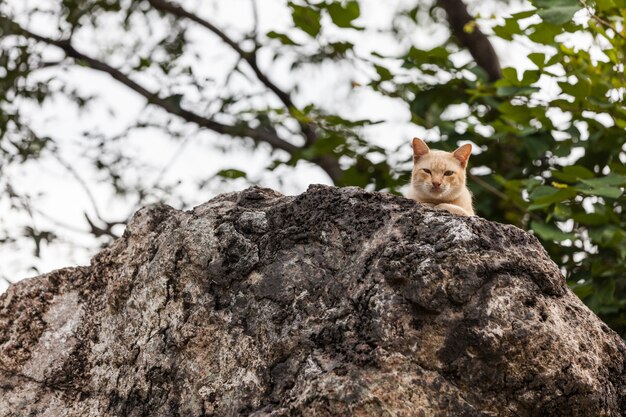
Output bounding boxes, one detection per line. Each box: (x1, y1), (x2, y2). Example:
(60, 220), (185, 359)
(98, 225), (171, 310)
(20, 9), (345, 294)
(1, 185), (625, 416)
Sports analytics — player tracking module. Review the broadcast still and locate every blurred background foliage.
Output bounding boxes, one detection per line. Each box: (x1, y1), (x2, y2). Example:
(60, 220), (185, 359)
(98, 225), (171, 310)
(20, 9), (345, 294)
(1, 0), (625, 333)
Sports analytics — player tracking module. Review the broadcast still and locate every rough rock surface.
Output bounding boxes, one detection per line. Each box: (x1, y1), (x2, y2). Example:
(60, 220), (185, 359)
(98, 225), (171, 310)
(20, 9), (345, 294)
(1, 185), (625, 417)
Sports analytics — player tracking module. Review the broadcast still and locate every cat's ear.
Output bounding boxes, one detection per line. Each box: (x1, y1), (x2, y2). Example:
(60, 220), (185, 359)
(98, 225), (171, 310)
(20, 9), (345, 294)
(412, 137), (430, 162)
(453, 143), (472, 168)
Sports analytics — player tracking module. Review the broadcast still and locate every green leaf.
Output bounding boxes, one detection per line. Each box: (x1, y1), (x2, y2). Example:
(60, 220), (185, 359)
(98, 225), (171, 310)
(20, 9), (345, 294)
(571, 212), (609, 226)
(501, 67), (519, 83)
(553, 203), (572, 219)
(493, 17), (521, 40)
(545, 53), (562, 66)
(404, 46), (450, 68)
(534, 0), (579, 8)
(533, 0), (581, 24)
(216, 169), (247, 179)
(570, 281), (594, 300)
(594, 0), (616, 10)
(496, 86), (539, 97)
(267, 31), (301, 46)
(529, 185), (559, 199)
(589, 225), (622, 246)
(326, 1), (360, 28)
(523, 136), (551, 158)
(528, 186), (577, 209)
(528, 21), (562, 44)
(586, 279), (618, 314)
(580, 173), (626, 187)
(579, 187), (624, 199)
(498, 101), (527, 121)
(559, 78), (592, 99)
(528, 52), (546, 68)
(163, 94), (184, 108)
(551, 165), (595, 182)
(511, 9), (538, 19)
(521, 69), (541, 85)
(289, 107), (313, 123)
(537, 6), (580, 24)
(531, 221), (576, 242)
(373, 64), (393, 81)
(289, 3), (322, 37)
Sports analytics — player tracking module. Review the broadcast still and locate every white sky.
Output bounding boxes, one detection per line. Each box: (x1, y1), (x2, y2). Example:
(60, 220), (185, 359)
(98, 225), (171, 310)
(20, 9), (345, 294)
(0, 0), (574, 292)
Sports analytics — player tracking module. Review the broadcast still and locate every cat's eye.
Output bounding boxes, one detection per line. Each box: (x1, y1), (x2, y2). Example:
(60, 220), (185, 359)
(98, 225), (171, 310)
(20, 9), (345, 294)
(422, 169), (432, 174)
(444, 171), (454, 176)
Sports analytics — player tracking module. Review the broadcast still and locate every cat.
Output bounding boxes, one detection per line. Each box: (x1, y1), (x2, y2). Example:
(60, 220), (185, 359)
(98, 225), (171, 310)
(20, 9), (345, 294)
(406, 137), (474, 216)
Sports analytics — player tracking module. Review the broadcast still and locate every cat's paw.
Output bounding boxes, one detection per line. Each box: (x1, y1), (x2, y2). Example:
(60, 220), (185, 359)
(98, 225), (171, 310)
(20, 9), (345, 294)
(420, 202), (436, 208)
(434, 203), (471, 216)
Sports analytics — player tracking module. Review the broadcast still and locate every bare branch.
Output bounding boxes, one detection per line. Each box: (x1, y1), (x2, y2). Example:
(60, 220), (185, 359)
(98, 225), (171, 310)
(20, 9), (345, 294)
(33, 61), (64, 71)
(146, 0), (319, 146)
(0, 15), (299, 155)
(49, 152), (125, 238)
(32, 207), (91, 235)
(1, 14), (344, 183)
(251, 0), (260, 40)
(84, 213), (122, 239)
(51, 152), (105, 223)
(437, 0), (502, 81)
(148, 0), (292, 107)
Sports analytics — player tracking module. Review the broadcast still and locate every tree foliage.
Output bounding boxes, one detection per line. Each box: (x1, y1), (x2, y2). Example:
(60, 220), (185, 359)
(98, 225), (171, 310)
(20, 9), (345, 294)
(0, 1), (625, 332)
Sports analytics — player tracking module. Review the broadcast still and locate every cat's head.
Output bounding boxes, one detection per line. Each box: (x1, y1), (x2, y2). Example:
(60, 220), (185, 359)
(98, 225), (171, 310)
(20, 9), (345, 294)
(410, 137), (472, 201)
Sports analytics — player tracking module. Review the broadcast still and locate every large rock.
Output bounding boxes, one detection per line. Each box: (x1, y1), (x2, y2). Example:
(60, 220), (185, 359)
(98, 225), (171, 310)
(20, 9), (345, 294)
(1, 185), (625, 416)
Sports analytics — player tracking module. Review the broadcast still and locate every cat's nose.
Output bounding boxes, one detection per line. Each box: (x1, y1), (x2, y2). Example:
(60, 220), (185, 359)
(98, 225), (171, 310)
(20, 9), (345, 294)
(432, 182), (441, 189)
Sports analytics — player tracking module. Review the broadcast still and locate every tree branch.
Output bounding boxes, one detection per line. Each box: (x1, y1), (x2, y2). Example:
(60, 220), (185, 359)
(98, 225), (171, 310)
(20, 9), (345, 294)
(84, 213), (122, 239)
(0, 15), (298, 155)
(148, 0), (291, 109)
(50, 151), (106, 223)
(250, 0), (260, 40)
(146, 0), (319, 146)
(49, 151), (124, 239)
(1, 14), (344, 183)
(437, 0), (502, 81)
(580, 0), (626, 40)
(31, 207), (91, 235)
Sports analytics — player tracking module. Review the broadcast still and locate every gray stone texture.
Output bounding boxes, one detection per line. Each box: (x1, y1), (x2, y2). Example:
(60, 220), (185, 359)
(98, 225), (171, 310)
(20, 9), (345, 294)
(1, 185), (625, 416)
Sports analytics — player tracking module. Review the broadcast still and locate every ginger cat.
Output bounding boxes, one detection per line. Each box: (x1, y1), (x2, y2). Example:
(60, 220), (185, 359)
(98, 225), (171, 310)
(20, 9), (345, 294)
(406, 138), (474, 216)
